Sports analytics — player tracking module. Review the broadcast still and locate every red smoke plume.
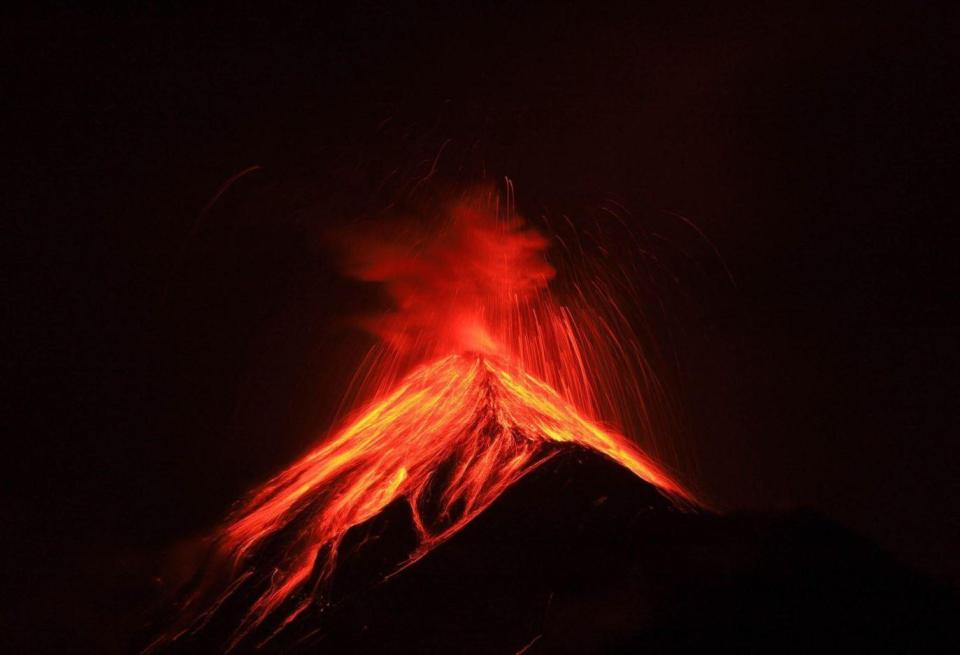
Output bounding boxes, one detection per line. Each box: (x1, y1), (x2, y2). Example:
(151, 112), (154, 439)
(341, 198), (555, 357)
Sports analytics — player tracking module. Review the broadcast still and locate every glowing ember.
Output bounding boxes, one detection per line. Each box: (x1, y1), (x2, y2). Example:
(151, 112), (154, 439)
(151, 188), (697, 650)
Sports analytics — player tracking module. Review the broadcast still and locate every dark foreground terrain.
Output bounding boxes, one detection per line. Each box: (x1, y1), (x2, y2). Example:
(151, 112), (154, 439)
(148, 446), (957, 654)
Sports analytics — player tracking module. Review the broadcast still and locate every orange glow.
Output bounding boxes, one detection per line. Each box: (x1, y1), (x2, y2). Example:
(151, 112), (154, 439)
(151, 188), (697, 650)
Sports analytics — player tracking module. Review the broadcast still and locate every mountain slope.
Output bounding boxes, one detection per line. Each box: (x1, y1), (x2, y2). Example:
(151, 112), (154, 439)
(150, 446), (956, 653)
(146, 354), (690, 651)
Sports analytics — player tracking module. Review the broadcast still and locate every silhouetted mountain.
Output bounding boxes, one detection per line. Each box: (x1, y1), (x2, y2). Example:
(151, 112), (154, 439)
(148, 445), (956, 654)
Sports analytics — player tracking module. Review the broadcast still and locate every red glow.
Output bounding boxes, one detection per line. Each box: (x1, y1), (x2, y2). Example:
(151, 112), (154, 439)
(152, 188), (697, 650)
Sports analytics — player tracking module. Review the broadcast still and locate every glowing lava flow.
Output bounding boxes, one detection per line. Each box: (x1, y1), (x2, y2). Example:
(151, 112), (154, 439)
(152, 191), (697, 651)
(178, 354), (693, 650)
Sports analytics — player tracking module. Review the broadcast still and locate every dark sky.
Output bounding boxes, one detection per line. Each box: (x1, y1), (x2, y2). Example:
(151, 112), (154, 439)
(6, 2), (956, 651)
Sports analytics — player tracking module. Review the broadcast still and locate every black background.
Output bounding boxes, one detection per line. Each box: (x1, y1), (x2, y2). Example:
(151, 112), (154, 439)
(5, 2), (956, 652)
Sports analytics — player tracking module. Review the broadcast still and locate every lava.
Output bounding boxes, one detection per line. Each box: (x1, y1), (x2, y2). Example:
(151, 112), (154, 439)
(150, 189), (697, 651)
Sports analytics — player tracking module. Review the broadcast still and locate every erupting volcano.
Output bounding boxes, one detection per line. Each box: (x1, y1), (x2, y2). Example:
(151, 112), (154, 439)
(149, 188), (697, 652)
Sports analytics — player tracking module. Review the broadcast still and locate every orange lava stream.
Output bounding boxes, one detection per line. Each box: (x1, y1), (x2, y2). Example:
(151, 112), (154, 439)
(201, 353), (692, 646)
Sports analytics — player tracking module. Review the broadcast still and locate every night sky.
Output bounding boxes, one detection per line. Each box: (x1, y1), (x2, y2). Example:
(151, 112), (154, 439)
(6, 3), (956, 652)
